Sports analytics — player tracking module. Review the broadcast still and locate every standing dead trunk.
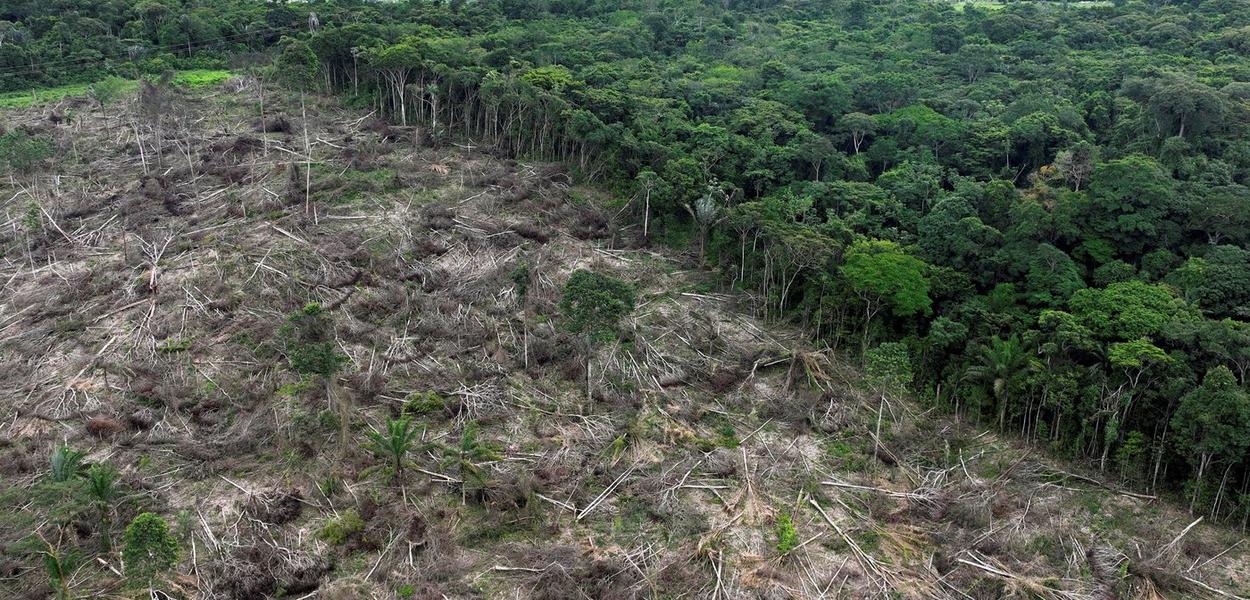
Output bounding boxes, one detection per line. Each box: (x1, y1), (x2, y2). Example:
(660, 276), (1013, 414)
(1191, 453), (1211, 513)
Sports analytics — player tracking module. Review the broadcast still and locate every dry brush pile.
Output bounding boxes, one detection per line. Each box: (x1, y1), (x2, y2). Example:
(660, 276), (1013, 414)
(0, 78), (1246, 599)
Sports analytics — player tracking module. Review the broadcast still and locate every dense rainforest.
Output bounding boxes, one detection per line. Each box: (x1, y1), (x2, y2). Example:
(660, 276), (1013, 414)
(5, 0), (1250, 525)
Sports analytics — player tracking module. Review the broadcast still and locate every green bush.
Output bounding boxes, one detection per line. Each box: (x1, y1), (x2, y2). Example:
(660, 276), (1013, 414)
(122, 513), (179, 585)
(774, 513), (798, 555)
(317, 510), (364, 545)
(559, 270), (636, 343)
(279, 303), (346, 379)
(0, 130), (52, 174)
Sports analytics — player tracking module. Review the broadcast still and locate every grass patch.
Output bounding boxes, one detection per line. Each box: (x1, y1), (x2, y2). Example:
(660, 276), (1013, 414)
(317, 510), (365, 545)
(0, 70), (231, 109)
(310, 165), (400, 206)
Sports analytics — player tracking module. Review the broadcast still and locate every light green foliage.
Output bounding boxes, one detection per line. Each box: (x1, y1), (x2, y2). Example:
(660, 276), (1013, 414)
(87, 76), (128, 117)
(122, 513), (179, 585)
(0, 71), (227, 108)
(366, 416), (420, 482)
(1107, 338), (1170, 370)
(317, 510), (365, 545)
(865, 342), (912, 394)
(404, 391), (447, 416)
(774, 513), (798, 555)
(559, 270), (636, 344)
(840, 239), (931, 318)
(22, 202), (42, 233)
(1068, 280), (1190, 341)
(48, 446), (86, 483)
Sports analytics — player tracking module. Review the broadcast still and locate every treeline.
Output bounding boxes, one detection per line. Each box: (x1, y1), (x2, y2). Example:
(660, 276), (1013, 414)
(9, 0), (1250, 521)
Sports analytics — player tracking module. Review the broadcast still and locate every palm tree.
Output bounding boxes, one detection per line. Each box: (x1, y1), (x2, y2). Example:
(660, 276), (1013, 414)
(85, 463), (120, 550)
(443, 421), (501, 504)
(366, 416), (419, 483)
(963, 335), (1036, 430)
(39, 537), (78, 600)
(48, 445), (86, 482)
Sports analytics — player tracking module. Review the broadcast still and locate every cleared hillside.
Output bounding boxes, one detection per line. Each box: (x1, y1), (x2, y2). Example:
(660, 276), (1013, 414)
(0, 79), (1246, 600)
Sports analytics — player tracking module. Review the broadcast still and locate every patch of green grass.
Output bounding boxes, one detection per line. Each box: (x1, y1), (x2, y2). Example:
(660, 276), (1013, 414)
(277, 379), (314, 398)
(171, 69), (232, 88)
(312, 165), (400, 206)
(0, 70), (231, 109)
(854, 529), (881, 554)
(826, 438), (870, 473)
(1028, 534), (1066, 565)
(317, 510), (364, 545)
(612, 496), (652, 536)
(157, 338), (192, 353)
(462, 513), (542, 545)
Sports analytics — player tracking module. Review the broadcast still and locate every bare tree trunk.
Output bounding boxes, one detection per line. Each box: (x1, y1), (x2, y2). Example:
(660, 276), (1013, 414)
(642, 188), (651, 240)
(1213, 463), (1233, 519)
(1191, 454), (1210, 513)
(132, 121), (148, 175)
(302, 93), (313, 222)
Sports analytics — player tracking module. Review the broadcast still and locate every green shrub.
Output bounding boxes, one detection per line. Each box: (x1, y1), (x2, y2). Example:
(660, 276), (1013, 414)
(774, 513), (798, 555)
(279, 303), (346, 379)
(122, 513), (179, 585)
(404, 391), (446, 416)
(559, 270), (636, 343)
(0, 130), (52, 174)
(318, 510), (364, 545)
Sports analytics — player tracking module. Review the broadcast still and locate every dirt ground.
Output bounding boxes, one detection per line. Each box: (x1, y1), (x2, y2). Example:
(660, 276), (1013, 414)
(0, 77), (1246, 599)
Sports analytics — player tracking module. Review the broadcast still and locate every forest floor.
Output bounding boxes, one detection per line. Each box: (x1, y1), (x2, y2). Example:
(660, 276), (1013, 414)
(0, 78), (1246, 599)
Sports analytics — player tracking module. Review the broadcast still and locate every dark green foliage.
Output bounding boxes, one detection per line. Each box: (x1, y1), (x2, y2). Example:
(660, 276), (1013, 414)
(279, 302), (346, 379)
(39, 541), (79, 600)
(510, 262), (531, 300)
(559, 270), (636, 344)
(274, 37), (320, 92)
(0, 130), (52, 174)
(1171, 367), (1250, 511)
(122, 513), (179, 585)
